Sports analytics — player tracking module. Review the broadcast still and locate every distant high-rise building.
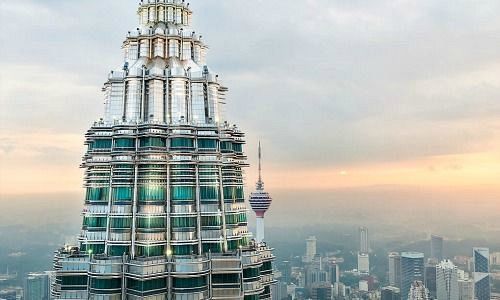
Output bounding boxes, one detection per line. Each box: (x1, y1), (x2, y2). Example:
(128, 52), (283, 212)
(431, 235), (444, 262)
(306, 266), (329, 288)
(458, 271), (474, 300)
(311, 283), (333, 300)
(491, 252), (500, 266)
(473, 248), (491, 300)
(425, 261), (437, 299)
(358, 253), (370, 274)
(25, 272), (50, 300)
(272, 281), (288, 300)
(401, 252), (425, 300)
(328, 262), (340, 285)
(51, 1), (275, 299)
(382, 286), (401, 300)
(249, 143), (273, 243)
(306, 236), (317, 262)
(281, 261), (292, 284)
(359, 227), (369, 254)
(408, 281), (430, 300)
(389, 252), (402, 289)
(0, 290), (16, 300)
(436, 260), (459, 300)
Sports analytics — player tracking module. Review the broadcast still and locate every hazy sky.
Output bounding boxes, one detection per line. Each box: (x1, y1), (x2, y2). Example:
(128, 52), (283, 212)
(2, 0), (500, 204)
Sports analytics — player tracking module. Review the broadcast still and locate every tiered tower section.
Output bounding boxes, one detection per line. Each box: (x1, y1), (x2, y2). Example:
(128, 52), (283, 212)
(248, 143), (273, 243)
(52, 1), (275, 299)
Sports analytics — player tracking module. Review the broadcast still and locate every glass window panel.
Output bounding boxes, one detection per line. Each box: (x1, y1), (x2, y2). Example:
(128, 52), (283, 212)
(138, 186), (166, 202)
(171, 186), (195, 201)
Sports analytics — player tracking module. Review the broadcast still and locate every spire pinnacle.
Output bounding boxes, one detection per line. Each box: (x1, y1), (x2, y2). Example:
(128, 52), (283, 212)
(257, 141), (264, 190)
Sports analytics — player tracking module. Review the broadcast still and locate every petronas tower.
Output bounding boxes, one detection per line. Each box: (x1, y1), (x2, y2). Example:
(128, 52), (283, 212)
(52, 1), (275, 299)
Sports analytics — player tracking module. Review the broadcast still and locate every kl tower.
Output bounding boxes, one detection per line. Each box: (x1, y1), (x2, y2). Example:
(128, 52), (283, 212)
(249, 142), (273, 243)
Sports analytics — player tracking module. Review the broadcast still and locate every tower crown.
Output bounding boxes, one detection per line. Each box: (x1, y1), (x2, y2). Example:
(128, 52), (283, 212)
(138, 0), (193, 27)
(249, 143), (273, 218)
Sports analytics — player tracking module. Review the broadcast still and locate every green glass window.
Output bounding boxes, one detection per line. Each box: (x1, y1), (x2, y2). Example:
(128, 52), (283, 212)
(172, 276), (207, 289)
(223, 186), (244, 200)
(240, 236), (250, 247)
(92, 139), (112, 149)
(109, 245), (130, 256)
(220, 141), (232, 151)
(61, 275), (88, 287)
(243, 267), (260, 279)
(233, 143), (243, 152)
(238, 213), (248, 223)
(200, 186), (219, 201)
(170, 137), (194, 148)
(82, 243), (105, 255)
(173, 245), (196, 256)
(110, 218), (131, 229)
(86, 187), (109, 201)
(138, 186), (165, 202)
(171, 186), (195, 201)
(227, 239), (240, 251)
(212, 274), (240, 284)
(261, 261), (273, 272)
(201, 216), (222, 227)
(171, 217), (197, 228)
(115, 138), (135, 148)
(137, 217), (166, 229)
(136, 245), (165, 257)
(140, 137), (166, 147)
(127, 278), (166, 292)
(198, 139), (217, 149)
(83, 217), (107, 228)
(244, 295), (260, 300)
(202, 243), (223, 253)
(112, 187), (133, 201)
(225, 214), (239, 225)
(90, 278), (121, 289)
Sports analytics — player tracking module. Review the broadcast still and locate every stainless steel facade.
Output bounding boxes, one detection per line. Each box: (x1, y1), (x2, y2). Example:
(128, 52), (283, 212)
(52, 1), (275, 299)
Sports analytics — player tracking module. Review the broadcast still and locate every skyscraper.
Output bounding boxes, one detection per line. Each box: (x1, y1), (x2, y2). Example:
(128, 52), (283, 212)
(358, 253), (370, 274)
(430, 235), (444, 262)
(473, 248), (491, 300)
(305, 236), (317, 262)
(359, 227), (369, 254)
(389, 252), (402, 289)
(436, 260), (459, 300)
(401, 252), (425, 300)
(458, 271), (474, 300)
(425, 261), (437, 299)
(408, 281), (430, 300)
(52, 1), (275, 299)
(249, 143), (273, 243)
(25, 272), (50, 300)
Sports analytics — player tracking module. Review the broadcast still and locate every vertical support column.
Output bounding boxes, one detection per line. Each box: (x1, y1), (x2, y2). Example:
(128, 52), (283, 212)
(217, 164), (228, 252)
(166, 163), (171, 255)
(195, 163), (203, 255)
(130, 130), (139, 259)
(256, 217), (265, 243)
(104, 162), (114, 255)
(141, 66), (147, 121)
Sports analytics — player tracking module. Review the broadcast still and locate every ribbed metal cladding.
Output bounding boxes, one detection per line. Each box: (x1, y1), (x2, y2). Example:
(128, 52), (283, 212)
(53, 0), (275, 299)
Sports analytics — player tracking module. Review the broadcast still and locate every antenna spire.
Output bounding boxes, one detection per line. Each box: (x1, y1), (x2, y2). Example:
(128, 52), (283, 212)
(257, 141), (264, 190)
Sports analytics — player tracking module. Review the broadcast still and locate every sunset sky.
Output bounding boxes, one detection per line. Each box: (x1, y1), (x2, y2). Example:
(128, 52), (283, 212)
(2, 0), (500, 202)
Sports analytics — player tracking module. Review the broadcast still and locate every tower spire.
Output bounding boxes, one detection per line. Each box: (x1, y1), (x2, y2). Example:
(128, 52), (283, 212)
(257, 141), (263, 189)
